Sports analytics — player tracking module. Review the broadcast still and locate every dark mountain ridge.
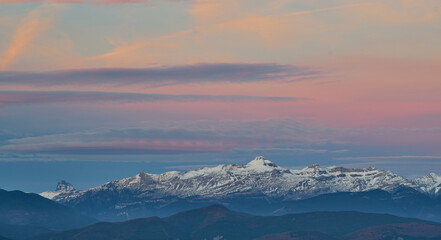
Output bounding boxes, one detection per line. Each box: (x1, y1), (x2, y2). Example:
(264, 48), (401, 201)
(30, 205), (441, 240)
(0, 189), (96, 240)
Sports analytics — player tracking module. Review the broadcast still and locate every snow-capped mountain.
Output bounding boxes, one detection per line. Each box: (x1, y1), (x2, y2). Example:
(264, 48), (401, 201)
(56, 180), (76, 192)
(413, 172), (441, 195)
(41, 180), (76, 199)
(39, 156), (441, 221)
(42, 156), (431, 205)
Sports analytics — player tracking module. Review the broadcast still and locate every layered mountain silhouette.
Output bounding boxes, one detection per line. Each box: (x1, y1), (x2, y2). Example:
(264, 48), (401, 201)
(2, 156), (441, 239)
(0, 189), (96, 240)
(30, 205), (441, 240)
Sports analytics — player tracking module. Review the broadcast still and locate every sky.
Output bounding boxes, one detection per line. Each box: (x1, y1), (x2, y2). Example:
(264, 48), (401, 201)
(0, 0), (441, 193)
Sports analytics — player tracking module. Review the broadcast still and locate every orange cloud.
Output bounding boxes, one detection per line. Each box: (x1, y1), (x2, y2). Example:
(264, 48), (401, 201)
(188, 0), (242, 26)
(7, 0), (440, 70)
(89, 2), (376, 67)
(0, 4), (62, 70)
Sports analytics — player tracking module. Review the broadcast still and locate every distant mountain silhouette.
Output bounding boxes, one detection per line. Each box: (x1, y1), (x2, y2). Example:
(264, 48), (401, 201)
(0, 223), (49, 240)
(30, 205), (441, 240)
(0, 189), (96, 240)
(271, 188), (441, 222)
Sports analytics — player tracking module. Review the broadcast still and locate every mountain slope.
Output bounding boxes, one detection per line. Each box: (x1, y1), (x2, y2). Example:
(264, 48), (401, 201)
(345, 222), (441, 240)
(0, 223), (49, 240)
(41, 156), (441, 221)
(44, 157), (416, 202)
(0, 235), (10, 240)
(414, 173), (441, 195)
(0, 189), (97, 239)
(30, 205), (441, 240)
(271, 187), (441, 222)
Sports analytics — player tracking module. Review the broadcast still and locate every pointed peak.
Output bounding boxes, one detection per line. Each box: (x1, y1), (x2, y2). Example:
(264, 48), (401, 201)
(56, 180), (75, 192)
(366, 166), (378, 171)
(425, 172), (441, 180)
(428, 172), (441, 177)
(299, 163), (327, 175)
(246, 156), (279, 168)
(307, 163), (320, 168)
(134, 171), (154, 182)
(301, 163), (321, 171)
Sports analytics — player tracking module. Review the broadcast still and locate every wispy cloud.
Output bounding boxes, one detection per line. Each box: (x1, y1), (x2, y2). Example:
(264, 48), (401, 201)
(0, 120), (334, 157)
(0, 90), (305, 107)
(0, 4), (62, 70)
(0, 63), (320, 88)
(0, 128), (239, 155)
(283, 2), (369, 17)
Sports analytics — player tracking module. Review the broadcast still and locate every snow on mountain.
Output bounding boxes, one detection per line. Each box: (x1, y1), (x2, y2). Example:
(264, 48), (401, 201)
(56, 180), (76, 192)
(414, 172), (441, 195)
(41, 180), (76, 199)
(41, 156), (428, 205)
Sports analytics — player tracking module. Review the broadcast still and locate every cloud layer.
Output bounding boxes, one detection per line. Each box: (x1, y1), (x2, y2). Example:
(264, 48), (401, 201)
(0, 90), (304, 106)
(0, 120), (332, 156)
(0, 63), (319, 88)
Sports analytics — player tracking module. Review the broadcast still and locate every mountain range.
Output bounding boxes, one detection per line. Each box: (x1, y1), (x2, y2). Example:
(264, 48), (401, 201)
(30, 204), (441, 240)
(40, 156), (441, 222)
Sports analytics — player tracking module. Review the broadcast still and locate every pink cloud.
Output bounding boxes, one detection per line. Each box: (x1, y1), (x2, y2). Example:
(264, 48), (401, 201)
(0, 4), (59, 70)
(0, 139), (239, 154)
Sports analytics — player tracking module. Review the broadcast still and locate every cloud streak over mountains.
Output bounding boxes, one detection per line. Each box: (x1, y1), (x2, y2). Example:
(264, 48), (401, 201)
(0, 129), (237, 155)
(0, 90), (304, 107)
(0, 63), (320, 88)
(0, 128), (242, 155)
(0, 120), (331, 156)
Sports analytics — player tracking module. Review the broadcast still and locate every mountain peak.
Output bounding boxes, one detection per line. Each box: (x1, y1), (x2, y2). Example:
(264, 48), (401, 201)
(413, 172), (441, 195)
(420, 173), (441, 186)
(307, 163), (320, 168)
(56, 180), (75, 192)
(427, 172), (441, 179)
(246, 156), (279, 168)
(299, 163), (327, 176)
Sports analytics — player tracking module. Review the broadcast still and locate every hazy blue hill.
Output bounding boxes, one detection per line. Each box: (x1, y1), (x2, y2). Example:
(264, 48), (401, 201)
(0, 223), (49, 240)
(271, 188), (441, 222)
(0, 189), (97, 239)
(30, 217), (184, 240)
(255, 231), (340, 240)
(51, 188), (441, 224)
(345, 222), (441, 240)
(30, 205), (441, 240)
